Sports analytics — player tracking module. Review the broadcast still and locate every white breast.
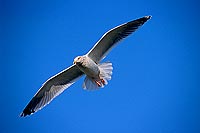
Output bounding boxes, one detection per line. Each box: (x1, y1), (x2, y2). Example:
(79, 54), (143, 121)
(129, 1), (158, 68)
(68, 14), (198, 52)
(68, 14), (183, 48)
(76, 56), (100, 78)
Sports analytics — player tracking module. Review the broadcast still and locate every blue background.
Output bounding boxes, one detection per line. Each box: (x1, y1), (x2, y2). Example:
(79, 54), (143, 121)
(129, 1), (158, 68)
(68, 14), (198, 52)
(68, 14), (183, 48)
(1, 0), (200, 132)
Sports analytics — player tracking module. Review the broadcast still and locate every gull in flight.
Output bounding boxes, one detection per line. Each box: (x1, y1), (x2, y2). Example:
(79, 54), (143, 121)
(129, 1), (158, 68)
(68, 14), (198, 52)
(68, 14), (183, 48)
(20, 16), (151, 117)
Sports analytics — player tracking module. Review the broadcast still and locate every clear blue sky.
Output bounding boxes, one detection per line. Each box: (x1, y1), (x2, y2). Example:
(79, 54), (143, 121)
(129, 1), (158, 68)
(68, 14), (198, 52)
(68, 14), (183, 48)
(1, 0), (200, 132)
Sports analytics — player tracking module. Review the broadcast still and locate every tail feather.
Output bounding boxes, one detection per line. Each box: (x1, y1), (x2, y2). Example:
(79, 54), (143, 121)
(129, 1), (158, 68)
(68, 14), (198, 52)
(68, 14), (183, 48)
(98, 62), (113, 81)
(83, 62), (113, 90)
(83, 76), (99, 90)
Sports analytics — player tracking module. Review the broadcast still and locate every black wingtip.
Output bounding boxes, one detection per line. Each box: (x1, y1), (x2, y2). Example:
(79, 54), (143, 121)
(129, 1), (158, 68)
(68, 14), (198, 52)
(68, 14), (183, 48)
(20, 108), (35, 117)
(145, 15), (152, 20)
(20, 111), (28, 117)
(130, 15), (151, 26)
(20, 112), (26, 117)
(20, 112), (32, 117)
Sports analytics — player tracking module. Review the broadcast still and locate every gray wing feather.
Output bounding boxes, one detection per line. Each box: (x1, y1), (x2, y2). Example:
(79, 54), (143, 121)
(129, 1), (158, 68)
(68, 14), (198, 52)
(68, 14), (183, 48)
(20, 64), (84, 117)
(87, 16), (151, 63)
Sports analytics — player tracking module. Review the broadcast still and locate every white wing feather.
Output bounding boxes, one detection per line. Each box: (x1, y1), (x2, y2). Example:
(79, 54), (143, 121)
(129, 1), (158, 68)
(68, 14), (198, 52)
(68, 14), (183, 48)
(20, 64), (84, 117)
(87, 16), (151, 63)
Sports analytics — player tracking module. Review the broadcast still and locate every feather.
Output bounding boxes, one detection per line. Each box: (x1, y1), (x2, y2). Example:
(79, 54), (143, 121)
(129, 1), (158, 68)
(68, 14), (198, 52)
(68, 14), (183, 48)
(20, 65), (84, 117)
(87, 16), (151, 63)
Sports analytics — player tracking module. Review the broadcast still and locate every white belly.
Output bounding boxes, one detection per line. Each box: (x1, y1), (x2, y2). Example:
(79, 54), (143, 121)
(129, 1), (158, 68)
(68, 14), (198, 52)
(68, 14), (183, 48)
(76, 56), (100, 78)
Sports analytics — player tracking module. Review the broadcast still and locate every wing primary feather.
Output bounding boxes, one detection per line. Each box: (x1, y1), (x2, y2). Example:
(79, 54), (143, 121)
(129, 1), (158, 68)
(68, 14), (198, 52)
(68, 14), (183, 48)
(87, 15), (151, 63)
(20, 65), (84, 117)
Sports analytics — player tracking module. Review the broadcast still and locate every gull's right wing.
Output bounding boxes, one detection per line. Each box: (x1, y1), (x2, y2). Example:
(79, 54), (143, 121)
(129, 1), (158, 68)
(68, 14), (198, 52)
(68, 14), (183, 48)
(20, 64), (84, 117)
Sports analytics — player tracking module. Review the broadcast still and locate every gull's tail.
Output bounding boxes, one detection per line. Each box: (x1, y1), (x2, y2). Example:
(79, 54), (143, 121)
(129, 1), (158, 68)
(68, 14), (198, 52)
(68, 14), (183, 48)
(83, 62), (113, 90)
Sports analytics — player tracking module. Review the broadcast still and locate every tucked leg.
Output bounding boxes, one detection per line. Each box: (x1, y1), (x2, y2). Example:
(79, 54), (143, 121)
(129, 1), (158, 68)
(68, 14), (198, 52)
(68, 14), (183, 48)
(95, 80), (102, 87)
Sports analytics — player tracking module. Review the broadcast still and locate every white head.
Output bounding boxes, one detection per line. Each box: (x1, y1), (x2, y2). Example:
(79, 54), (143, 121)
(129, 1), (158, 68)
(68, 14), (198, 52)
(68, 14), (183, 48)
(73, 56), (86, 65)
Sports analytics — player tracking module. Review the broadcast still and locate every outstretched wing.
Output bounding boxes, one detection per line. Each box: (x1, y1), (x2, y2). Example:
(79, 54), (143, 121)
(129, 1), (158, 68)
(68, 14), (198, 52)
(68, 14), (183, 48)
(87, 16), (151, 63)
(20, 65), (84, 117)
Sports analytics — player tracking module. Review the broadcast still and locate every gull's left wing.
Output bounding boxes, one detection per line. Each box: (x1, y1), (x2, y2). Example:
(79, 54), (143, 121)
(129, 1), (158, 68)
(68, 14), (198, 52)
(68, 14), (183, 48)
(87, 16), (151, 63)
(20, 65), (84, 117)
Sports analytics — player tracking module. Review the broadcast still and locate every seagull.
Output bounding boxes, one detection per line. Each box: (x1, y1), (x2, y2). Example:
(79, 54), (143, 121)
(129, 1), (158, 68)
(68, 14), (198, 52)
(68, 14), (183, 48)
(20, 16), (151, 117)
